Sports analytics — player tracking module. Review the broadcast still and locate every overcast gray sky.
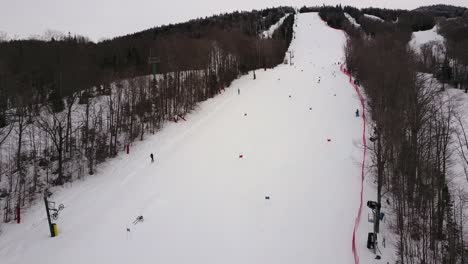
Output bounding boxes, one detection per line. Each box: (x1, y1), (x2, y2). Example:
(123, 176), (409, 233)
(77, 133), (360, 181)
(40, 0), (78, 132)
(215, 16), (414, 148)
(1, 0), (467, 42)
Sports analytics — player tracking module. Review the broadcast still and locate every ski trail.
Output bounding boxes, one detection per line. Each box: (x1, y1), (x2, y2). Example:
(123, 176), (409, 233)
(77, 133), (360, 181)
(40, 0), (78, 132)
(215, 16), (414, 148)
(0, 13), (364, 264)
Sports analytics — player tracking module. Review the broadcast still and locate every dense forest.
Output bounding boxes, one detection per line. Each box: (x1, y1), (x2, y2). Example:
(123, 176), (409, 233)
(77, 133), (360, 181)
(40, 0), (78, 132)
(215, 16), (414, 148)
(316, 4), (468, 263)
(0, 7), (294, 113)
(415, 4), (468, 18)
(0, 7), (294, 222)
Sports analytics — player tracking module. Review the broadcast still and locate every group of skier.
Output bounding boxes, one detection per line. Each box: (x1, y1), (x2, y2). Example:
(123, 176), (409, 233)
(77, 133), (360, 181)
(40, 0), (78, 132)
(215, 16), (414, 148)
(147, 89), (359, 164)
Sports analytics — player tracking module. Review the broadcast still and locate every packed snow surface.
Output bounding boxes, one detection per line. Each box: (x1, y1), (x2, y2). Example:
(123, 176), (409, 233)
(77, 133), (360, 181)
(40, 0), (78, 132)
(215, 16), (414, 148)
(0, 13), (369, 264)
(260, 15), (287, 38)
(409, 25), (445, 53)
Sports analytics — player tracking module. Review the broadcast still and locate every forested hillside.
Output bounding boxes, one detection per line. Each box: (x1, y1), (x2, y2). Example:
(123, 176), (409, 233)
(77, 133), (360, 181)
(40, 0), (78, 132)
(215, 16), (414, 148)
(316, 4), (468, 263)
(0, 7), (293, 113)
(0, 7), (294, 223)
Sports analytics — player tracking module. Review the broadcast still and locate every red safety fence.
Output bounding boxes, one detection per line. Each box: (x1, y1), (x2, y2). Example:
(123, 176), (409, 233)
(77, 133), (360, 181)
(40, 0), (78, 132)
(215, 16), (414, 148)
(320, 15), (366, 264)
(341, 63), (367, 264)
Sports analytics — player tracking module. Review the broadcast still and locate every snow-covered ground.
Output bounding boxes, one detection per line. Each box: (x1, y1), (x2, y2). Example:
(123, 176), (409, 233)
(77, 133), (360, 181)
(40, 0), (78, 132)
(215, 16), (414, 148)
(409, 25), (445, 54)
(363, 14), (384, 22)
(260, 15), (288, 38)
(445, 84), (468, 196)
(0, 13), (383, 264)
(345, 13), (360, 28)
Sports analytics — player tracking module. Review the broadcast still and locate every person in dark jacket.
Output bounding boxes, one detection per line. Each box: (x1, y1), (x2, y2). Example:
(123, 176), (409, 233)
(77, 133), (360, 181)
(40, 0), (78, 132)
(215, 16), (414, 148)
(150, 153), (154, 163)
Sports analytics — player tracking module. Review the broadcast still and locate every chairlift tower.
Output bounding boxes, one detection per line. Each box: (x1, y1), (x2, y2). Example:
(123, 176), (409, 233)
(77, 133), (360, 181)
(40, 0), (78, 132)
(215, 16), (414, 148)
(43, 191), (65, 237)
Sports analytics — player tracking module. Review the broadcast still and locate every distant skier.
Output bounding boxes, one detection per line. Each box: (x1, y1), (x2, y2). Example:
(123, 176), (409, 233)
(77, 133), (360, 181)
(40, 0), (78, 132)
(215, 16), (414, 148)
(238, 88), (240, 95)
(150, 153), (154, 163)
(133, 215), (144, 225)
(355, 109), (360, 117)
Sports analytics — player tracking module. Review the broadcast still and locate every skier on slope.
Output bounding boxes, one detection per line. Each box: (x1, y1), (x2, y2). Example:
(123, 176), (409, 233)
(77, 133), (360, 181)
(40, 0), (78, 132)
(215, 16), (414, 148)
(238, 88), (240, 95)
(355, 109), (360, 117)
(150, 153), (154, 163)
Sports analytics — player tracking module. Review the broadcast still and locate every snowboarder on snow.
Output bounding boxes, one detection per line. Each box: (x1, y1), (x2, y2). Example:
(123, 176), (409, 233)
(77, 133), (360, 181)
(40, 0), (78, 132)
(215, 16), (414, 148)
(150, 153), (154, 163)
(355, 109), (359, 117)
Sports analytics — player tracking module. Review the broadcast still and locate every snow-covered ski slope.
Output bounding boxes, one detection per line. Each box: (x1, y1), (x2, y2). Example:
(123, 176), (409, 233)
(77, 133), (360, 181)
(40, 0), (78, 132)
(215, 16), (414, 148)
(409, 25), (445, 54)
(260, 15), (287, 38)
(0, 13), (367, 264)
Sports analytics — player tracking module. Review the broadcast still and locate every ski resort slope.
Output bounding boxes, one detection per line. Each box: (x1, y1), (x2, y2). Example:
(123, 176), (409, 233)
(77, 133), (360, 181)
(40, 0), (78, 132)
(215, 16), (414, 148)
(0, 13), (366, 264)
(409, 25), (445, 54)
